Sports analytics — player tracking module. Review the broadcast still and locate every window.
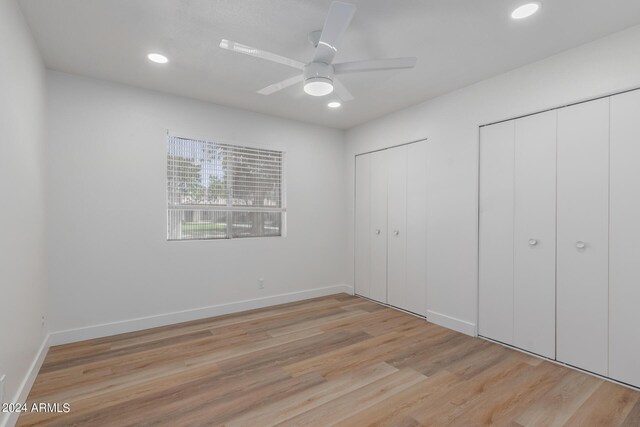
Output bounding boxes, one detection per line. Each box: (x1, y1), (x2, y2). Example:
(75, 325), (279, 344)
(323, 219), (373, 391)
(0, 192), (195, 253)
(167, 135), (285, 240)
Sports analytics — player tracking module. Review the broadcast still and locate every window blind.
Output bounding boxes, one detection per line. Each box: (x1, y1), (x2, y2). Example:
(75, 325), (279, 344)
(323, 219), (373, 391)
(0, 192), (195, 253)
(167, 135), (285, 240)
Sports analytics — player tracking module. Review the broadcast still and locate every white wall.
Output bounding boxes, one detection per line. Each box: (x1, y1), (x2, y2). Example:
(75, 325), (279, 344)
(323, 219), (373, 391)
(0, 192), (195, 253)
(0, 0), (48, 424)
(346, 24), (640, 335)
(45, 71), (348, 337)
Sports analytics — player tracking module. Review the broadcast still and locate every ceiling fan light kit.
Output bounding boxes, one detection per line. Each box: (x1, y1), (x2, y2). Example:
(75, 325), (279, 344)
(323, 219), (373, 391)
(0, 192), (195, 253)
(219, 1), (417, 103)
(303, 62), (334, 96)
(304, 79), (334, 96)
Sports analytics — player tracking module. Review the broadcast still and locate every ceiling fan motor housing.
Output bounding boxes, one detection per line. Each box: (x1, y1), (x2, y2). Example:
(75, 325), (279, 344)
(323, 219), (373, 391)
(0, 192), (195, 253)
(304, 62), (334, 85)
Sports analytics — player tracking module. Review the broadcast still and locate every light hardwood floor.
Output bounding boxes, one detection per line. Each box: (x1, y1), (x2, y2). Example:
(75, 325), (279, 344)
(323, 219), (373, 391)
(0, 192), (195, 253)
(18, 294), (640, 426)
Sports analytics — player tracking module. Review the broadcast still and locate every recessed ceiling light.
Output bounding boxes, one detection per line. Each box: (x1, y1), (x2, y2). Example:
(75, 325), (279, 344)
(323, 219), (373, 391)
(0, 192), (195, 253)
(511, 2), (541, 19)
(328, 101), (341, 108)
(147, 53), (169, 64)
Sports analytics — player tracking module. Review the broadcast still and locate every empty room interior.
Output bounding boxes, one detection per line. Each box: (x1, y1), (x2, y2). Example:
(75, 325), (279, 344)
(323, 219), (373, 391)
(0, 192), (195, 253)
(4, 0), (640, 425)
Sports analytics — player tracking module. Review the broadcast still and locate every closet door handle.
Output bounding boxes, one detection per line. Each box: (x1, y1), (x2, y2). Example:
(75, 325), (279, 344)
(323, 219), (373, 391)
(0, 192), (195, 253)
(576, 241), (586, 249)
(393, 230), (400, 236)
(528, 239), (538, 246)
(375, 229), (381, 235)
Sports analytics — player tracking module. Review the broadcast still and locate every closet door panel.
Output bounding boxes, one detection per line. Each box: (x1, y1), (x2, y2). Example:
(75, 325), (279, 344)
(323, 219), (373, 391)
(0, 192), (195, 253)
(355, 154), (372, 298)
(479, 121), (515, 345)
(370, 150), (388, 304)
(404, 141), (428, 316)
(556, 98), (609, 376)
(513, 111), (557, 359)
(609, 90), (640, 387)
(387, 145), (409, 313)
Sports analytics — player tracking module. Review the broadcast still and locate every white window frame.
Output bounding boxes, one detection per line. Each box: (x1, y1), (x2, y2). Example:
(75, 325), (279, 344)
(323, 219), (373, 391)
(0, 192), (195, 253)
(166, 133), (287, 241)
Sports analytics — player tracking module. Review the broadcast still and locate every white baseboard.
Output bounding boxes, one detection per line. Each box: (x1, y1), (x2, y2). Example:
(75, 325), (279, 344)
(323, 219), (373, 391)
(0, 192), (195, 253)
(426, 310), (476, 336)
(49, 285), (353, 346)
(2, 334), (50, 427)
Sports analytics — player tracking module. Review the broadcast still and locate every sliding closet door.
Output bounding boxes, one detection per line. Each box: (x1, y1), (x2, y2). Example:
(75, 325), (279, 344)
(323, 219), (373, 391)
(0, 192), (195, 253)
(355, 154), (372, 298)
(557, 98), (609, 376)
(404, 141), (428, 316)
(370, 150), (388, 303)
(513, 111), (557, 359)
(609, 90), (640, 387)
(387, 145), (409, 313)
(479, 120), (515, 345)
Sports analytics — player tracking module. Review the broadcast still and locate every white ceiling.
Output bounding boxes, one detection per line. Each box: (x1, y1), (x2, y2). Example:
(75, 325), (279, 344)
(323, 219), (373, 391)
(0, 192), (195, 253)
(19, 0), (640, 129)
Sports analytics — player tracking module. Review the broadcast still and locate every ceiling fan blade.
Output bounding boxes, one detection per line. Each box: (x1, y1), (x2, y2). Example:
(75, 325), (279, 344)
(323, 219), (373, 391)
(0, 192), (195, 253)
(333, 57), (417, 74)
(312, 2), (356, 65)
(257, 74), (303, 95)
(332, 78), (354, 102)
(220, 39), (305, 70)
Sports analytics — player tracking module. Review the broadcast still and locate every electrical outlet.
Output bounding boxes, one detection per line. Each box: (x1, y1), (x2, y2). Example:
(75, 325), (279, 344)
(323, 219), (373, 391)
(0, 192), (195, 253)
(258, 278), (265, 289)
(0, 374), (6, 404)
(41, 315), (45, 327)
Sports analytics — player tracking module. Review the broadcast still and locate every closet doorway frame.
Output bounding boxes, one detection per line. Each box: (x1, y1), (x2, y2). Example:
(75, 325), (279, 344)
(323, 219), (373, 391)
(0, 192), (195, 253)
(353, 137), (429, 319)
(476, 85), (640, 392)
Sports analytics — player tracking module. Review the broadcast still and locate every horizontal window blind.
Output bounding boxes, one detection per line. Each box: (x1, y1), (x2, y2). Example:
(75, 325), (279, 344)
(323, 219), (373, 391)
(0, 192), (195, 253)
(167, 135), (285, 240)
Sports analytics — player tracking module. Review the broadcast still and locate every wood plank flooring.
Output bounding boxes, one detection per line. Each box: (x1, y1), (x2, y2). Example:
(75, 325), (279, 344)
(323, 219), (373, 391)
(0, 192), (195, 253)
(18, 294), (640, 426)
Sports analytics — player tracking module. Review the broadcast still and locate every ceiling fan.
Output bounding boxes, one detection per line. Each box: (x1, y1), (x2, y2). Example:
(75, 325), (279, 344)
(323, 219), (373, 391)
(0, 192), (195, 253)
(219, 1), (417, 101)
